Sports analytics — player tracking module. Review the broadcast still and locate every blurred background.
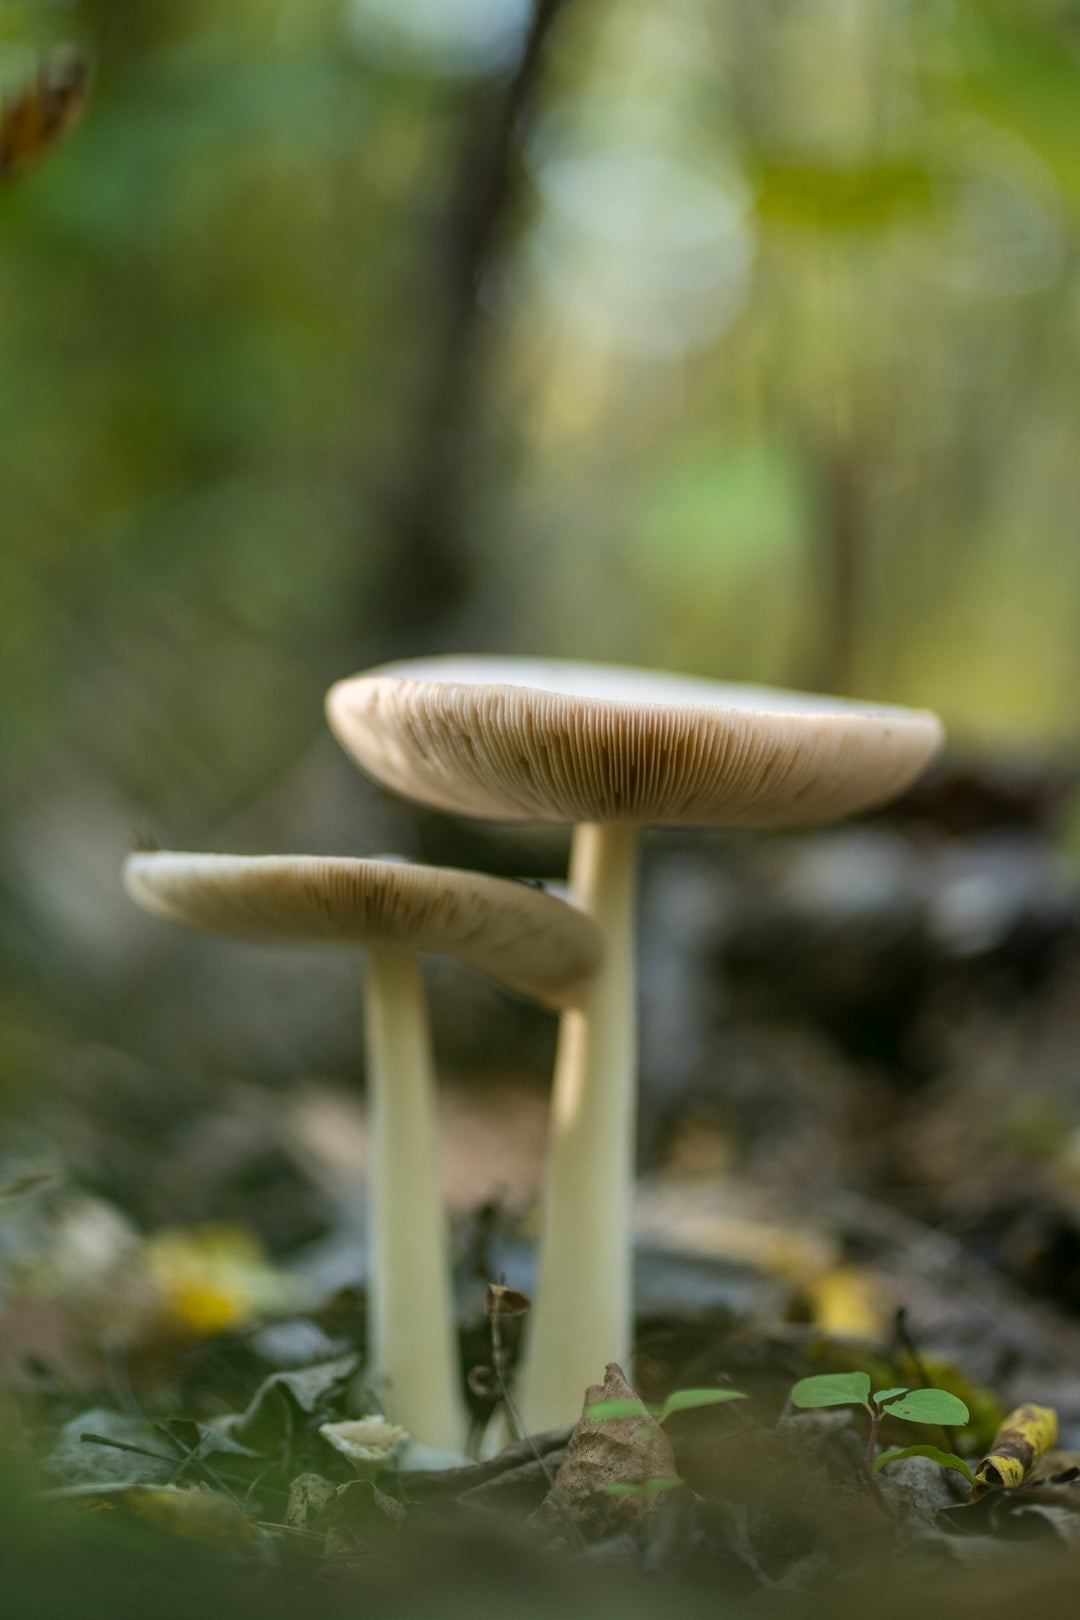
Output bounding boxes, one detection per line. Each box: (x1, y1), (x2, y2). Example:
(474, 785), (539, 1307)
(4, 0), (1080, 1387)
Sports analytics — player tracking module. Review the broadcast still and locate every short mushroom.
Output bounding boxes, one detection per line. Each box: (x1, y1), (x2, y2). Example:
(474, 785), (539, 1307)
(123, 850), (602, 1450)
(325, 657), (944, 1430)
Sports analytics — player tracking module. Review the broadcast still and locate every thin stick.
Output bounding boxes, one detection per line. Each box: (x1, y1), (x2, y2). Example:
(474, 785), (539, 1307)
(151, 1420), (245, 1504)
(484, 1287), (584, 1552)
(79, 1432), (181, 1469)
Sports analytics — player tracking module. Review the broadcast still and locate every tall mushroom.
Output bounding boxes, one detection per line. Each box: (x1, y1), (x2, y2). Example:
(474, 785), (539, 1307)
(325, 658), (944, 1430)
(123, 850), (602, 1450)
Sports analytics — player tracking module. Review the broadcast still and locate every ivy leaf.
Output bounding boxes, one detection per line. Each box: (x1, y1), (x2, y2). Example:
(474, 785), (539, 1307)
(586, 1399), (658, 1423)
(878, 1388), (970, 1426)
(791, 1373), (872, 1411)
(660, 1389), (747, 1420)
(873, 1445), (974, 1483)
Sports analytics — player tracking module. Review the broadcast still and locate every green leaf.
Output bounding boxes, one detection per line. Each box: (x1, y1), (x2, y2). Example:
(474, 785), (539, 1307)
(877, 1388), (970, 1426)
(872, 1388), (910, 1407)
(873, 1445), (974, 1483)
(660, 1389), (747, 1420)
(604, 1476), (683, 1498)
(586, 1399), (657, 1423)
(790, 1373), (872, 1411)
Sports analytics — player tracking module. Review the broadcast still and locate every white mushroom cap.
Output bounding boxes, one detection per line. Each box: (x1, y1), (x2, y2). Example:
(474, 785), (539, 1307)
(123, 852), (600, 1010)
(326, 657), (944, 829)
(318, 1416), (407, 1474)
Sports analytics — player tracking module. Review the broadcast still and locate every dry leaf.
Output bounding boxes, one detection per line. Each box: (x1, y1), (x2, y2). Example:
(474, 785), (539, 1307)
(972, 1404), (1058, 1497)
(485, 1284), (531, 1319)
(50, 1483), (254, 1546)
(528, 1363), (683, 1545)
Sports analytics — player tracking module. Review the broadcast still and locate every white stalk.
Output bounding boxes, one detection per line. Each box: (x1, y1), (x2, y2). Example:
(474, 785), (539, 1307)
(517, 821), (640, 1433)
(363, 944), (466, 1451)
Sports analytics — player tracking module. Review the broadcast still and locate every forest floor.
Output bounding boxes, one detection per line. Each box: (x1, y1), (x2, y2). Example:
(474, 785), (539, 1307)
(6, 759), (1080, 1616)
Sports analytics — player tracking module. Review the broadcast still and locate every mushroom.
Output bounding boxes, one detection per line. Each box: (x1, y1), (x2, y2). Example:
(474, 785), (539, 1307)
(123, 850), (602, 1450)
(325, 658), (944, 1430)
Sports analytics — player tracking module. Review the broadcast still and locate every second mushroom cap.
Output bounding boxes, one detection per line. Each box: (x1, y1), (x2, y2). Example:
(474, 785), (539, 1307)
(123, 851), (601, 1009)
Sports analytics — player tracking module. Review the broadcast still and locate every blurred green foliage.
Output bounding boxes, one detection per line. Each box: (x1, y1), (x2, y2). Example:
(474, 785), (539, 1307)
(2, 0), (1080, 1060)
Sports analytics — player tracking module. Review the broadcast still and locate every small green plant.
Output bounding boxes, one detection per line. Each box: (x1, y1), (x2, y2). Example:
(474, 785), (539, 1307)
(790, 1372), (973, 1480)
(587, 1386), (748, 1426)
(588, 1387), (748, 1500)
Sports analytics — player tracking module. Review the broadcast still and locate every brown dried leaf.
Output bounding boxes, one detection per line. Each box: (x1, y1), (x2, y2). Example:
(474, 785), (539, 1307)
(485, 1284), (531, 1319)
(528, 1363), (683, 1545)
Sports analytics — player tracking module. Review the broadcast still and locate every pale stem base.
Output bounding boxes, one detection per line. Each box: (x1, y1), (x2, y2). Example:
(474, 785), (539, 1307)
(363, 944), (467, 1451)
(516, 821), (641, 1433)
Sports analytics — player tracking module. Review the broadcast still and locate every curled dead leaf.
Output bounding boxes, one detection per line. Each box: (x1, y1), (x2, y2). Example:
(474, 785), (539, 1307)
(972, 1404), (1058, 1498)
(485, 1284), (531, 1319)
(528, 1363), (684, 1545)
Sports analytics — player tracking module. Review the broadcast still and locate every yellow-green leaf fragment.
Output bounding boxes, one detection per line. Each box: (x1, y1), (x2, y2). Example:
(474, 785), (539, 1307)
(585, 1398), (658, 1422)
(57, 1483), (255, 1546)
(604, 1476), (683, 1498)
(972, 1404), (1059, 1498)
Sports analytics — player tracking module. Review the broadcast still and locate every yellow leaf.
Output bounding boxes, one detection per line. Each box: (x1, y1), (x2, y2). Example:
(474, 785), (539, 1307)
(67, 1484), (255, 1546)
(143, 1223), (303, 1337)
(972, 1404), (1058, 1497)
(808, 1266), (886, 1340)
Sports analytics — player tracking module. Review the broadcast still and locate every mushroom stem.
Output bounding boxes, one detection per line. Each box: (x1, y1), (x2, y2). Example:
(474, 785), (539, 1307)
(363, 943), (467, 1451)
(518, 821), (640, 1433)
